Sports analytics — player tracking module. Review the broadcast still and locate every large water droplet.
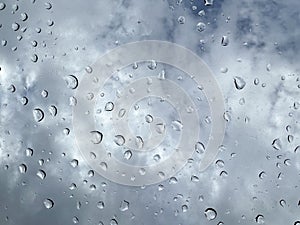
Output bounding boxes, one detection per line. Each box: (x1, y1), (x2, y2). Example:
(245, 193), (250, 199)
(255, 214), (264, 224)
(33, 108), (44, 122)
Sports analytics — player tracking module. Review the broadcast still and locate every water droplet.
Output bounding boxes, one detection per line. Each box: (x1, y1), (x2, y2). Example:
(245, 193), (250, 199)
(20, 13), (28, 21)
(158, 69), (166, 80)
(197, 22), (206, 32)
(105, 102), (114, 111)
(195, 142), (205, 153)
(169, 177), (178, 184)
(48, 105), (57, 116)
(47, 19), (54, 26)
(41, 90), (48, 98)
(266, 63), (271, 72)
(100, 162), (107, 171)
(279, 199), (286, 207)
(118, 108), (126, 118)
(36, 170), (46, 180)
(33, 108), (44, 122)
(0, 2), (6, 10)
(254, 78), (260, 85)
(25, 148), (33, 157)
(85, 66), (93, 73)
(31, 54), (38, 62)
(221, 35), (229, 46)
(43, 198), (54, 209)
(204, 208), (217, 221)
(204, 0), (214, 6)
(64, 75), (78, 89)
(114, 135), (125, 146)
(145, 114), (153, 123)
(135, 136), (144, 149)
(294, 146), (300, 153)
(215, 159), (225, 168)
(124, 150), (132, 160)
(155, 123), (165, 134)
(255, 214), (264, 224)
(69, 183), (77, 190)
(70, 159), (79, 168)
(148, 60), (157, 70)
(272, 138), (281, 150)
(220, 67), (228, 73)
(191, 175), (199, 182)
(72, 216), (79, 224)
(90, 131), (103, 144)
(259, 171), (266, 179)
(18, 164), (27, 173)
(182, 205), (188, 212)
(294, 221), (300, 225)
(139, 168), (146, 175)
(119, 200), (129, 212)
(171, 120), (183, 131)
(20, 96), (28, 105)
(12, 23), (20, 31)
(153, 154), (161, 162)
(177, 16), (185, 24)
(110, 219), (118, 225)
(44, 2), (52, 10)
(234, 76), (246, 90)
(97, 201), (105, 209)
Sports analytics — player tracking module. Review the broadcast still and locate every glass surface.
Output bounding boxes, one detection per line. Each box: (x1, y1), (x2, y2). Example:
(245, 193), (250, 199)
(0, 0), (300, 224)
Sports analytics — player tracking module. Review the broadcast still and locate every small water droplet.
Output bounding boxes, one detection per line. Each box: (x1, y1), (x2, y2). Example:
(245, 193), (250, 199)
(33, 108), (44, 122)
(90, 131), (103, 144)
(234, 76), (246, 90)
(48, 105), (57, 116)
(36, 170), (46, 180)
(123, 150), (132, 160)
(97, 201), (105, 209)
(0, 2), (6, 10)
(25, 148), (33, 157)
(20, 13), (28, 21)
(145, 114), (153, 123)
(100, 162), (107, 171)
(119, 200), (129, 212)
(43, 198), (54, 209)
(135, 136), (144, 149)
(197, 22), (206, 32)
(31, 54), (38, 62)
(105, 102), (114, 111)
(204, 208), (217, 221)
(266, 63), (271, 72)
(44, 2), (52, 10)
(279, 199), (286, 207)
(72, 216), (79, 224)
(148, 60), (157, 70)
(64, 75), (78, 89)
(118, 108), (126, 118)
(221, 35), (229, 46)
(177, 16), (185, 24)
(195, 142), (205, 153)
(12, 23), (20, 31)
(114, 135), (125, 146)
(272, 138), (281, 150)
(18, 164), (27, 173)
(70, 159), (79, 168)
(255, 214), (264, 224)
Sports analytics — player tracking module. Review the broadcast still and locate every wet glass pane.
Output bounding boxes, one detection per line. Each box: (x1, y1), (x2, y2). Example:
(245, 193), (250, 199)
(0, 0), (300, 224)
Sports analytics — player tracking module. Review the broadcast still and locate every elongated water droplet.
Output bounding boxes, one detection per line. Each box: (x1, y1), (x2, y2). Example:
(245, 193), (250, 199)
(36, 169), (46, 180)
(18, 164), (27, 173)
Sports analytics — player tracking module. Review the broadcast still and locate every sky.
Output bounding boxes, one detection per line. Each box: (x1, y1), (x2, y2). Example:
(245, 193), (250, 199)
(0, 0), (300, 224)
